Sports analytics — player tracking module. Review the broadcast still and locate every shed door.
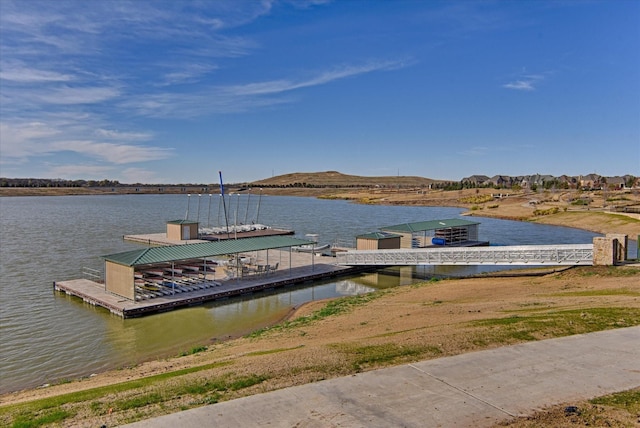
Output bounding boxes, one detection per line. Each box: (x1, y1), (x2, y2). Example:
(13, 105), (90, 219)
(182, 225), (190, 239)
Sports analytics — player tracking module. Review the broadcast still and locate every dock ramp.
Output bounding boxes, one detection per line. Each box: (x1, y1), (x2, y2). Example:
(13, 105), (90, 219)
(336, 244), (594, 266)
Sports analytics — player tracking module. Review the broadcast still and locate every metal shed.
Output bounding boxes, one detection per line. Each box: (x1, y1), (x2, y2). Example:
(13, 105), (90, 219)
(380, 218), (481, 248)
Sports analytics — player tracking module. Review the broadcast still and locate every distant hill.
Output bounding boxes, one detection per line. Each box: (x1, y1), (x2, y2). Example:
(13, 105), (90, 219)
(250, 171), (441, 188)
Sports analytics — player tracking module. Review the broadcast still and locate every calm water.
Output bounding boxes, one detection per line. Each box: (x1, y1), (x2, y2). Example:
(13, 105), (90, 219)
(0, 194), (609, 394)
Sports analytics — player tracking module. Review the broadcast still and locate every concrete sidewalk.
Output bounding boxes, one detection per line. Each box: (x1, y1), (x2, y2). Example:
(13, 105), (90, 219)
(124, 326), (640, 428)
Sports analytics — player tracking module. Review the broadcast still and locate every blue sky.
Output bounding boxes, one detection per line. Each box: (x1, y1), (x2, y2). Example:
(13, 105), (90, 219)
(1, 0), (638, 184)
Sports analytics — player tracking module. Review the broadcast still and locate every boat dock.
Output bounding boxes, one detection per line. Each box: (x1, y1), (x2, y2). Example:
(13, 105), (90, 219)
(124, 227), (294, 246)
(55, 251), (367, 318)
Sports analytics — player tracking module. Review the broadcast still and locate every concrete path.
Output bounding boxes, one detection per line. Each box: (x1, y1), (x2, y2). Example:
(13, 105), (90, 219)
(124, 326), (640, 428)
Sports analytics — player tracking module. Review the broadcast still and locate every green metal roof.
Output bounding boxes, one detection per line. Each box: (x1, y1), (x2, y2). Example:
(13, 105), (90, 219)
(356, 231), (401, 240)
(103, 235), (315, 267)
(380, 218), (479, 233)
(167, 219), (198, 224)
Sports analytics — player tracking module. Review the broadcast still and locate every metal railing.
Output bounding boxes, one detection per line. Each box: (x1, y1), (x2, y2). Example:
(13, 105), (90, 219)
(82, 267), (104, 283)
(336, 244), (594, 266)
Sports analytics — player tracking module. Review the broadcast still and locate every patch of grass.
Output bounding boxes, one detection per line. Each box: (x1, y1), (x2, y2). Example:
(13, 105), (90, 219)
(550, 288), (640, 297)
(336, 343), (441, 371)
(533, 207), (560, 216)
(460, 195), (493, 204)
(573, 266), (640, 277)
(590, 388), (640, 413)
(115, 392), (164, 411)
(179, 345), (207, 357)
(247, 292), (386, 338)
(10, 408), (72, 428)
(246, 345), (304, 357)
(471, 307), (640, 344)
(112, 373), (269, 413)
(0, 361), (232, 419)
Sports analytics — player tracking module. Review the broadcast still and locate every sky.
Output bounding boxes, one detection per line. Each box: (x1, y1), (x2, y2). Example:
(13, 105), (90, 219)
(0, 0), (638, 184)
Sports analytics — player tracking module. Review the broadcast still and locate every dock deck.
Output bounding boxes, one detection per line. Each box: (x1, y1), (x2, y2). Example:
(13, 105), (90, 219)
(124, 228), (294, 246)
(55, 252), (365, 318)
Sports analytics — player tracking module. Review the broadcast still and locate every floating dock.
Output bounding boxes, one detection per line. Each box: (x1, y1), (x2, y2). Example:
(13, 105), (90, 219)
(124, 227), (294, 246)
(55, 252), (368, 318)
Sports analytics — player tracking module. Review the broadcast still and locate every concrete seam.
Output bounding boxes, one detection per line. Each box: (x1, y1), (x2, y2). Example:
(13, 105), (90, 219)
(407, 363), (518, 418)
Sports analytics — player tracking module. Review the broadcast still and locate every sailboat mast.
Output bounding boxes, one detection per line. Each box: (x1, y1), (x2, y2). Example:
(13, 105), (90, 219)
(219, 171), (230, 238)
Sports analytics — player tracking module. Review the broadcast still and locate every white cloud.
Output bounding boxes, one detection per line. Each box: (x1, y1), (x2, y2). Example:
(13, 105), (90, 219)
(48, 164), (114, 179)
(226, 60), (407, 96)
(503, 73), (545, 91)
(0, 63), (73, 83)
(120, 167), (164, 184)
(37, 86), (120, 105)
(49, 140), (173, 164)
(0, 121), (60, 158)
(123, 59), (409, 118)
(94, 129), (152, 141)
(459, 146), (489, 156)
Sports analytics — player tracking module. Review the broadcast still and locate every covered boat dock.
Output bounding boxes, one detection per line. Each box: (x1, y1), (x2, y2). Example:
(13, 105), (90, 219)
(379, 218), (488, 248)
(55, 235), (366, 317)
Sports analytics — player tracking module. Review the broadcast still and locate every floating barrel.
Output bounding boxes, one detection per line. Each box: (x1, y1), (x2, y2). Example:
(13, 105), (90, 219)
(432, 237), (446, 246)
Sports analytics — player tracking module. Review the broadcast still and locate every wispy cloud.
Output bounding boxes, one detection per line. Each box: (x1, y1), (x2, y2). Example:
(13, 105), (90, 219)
(49, 140), (173, 164)
(503, 74), (545, 91)
(48, 164), (114, 179)
(124, 60), (409, 117)
(226, 60), (407, 96)
(0, 62), (73, 83)
(459, 146), (489, 156)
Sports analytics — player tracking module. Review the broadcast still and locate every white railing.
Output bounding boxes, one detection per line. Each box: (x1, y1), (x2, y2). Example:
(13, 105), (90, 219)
(336, 244), (594, 266)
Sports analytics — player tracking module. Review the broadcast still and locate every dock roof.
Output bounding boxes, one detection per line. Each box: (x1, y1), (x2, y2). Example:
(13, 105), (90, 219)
(380, 218), (480, 233)
(356, 231), (401, 240)
(103, 235), (315, 266)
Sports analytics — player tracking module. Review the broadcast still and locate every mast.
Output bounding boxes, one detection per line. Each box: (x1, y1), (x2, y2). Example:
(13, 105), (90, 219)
(219, 171), (230, 238)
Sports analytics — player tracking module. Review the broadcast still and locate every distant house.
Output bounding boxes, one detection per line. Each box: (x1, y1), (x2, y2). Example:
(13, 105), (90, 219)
(486, 175), (512, 188)
(558, 175), (578, 189)
(580, 174), (601, 189)
(461, 175), (490, 186)
(606, 176), (626, 189)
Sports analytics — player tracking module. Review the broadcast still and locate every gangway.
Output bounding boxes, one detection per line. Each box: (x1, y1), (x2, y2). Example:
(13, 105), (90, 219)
(336, 244), (594, 266)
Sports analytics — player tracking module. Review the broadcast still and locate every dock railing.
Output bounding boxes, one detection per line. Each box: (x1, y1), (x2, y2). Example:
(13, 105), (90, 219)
(336, 244), (594, 266)
(82, 267), (104, 283)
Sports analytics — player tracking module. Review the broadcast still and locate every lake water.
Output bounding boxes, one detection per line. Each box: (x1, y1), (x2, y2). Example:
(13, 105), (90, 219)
(0, 194), (613, 394)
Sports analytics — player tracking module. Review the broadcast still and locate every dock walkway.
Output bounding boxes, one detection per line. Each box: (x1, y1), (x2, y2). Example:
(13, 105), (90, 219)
(56, 252), (364, 318)
(337, 244), (594, 266)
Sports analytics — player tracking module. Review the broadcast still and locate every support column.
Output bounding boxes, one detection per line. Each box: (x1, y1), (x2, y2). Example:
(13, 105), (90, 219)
(593, 237), (618, 266)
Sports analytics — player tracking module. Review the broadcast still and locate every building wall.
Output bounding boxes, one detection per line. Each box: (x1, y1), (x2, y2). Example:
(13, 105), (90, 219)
(167, 222), (198, 240)
(105, 261), (135, 300)
(380, 230), (413, 248)
(357, 238), (377, 250)
(378, 236), (401, 249)
(167, 223), (182, 240)
(356, 237), (401, 250)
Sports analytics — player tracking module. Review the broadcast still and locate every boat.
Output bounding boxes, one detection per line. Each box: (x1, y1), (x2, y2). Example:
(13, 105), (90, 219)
(292, 243), (331, 253)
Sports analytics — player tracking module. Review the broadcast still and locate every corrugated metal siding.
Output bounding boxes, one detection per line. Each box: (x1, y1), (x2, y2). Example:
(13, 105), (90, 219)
(103, 236), (315, 266)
